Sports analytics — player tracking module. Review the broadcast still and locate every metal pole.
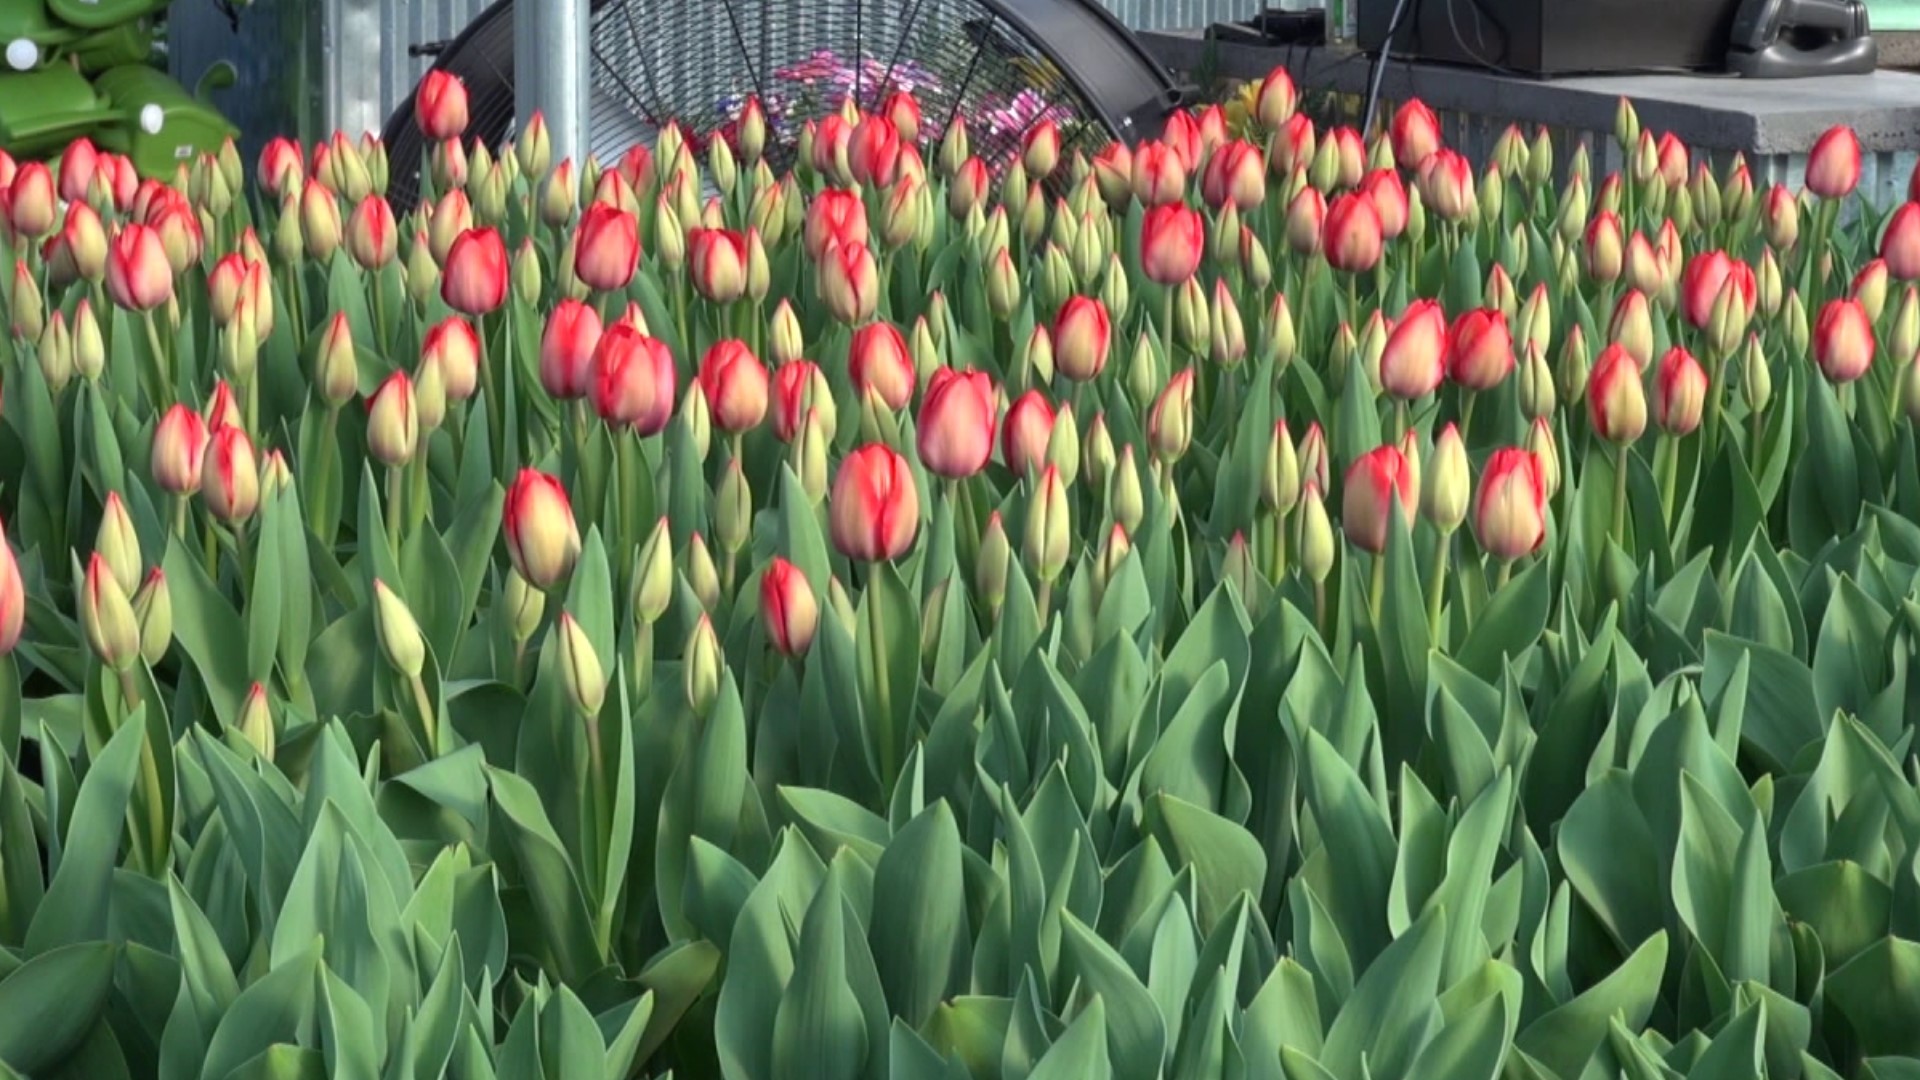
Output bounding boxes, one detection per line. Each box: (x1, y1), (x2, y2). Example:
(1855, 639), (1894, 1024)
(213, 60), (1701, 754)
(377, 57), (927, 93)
(516, 0), (591, 168)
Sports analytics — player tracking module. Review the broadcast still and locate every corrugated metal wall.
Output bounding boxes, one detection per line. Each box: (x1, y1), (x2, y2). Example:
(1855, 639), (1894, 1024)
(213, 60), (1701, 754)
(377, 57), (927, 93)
(172, 0), (1254, 157)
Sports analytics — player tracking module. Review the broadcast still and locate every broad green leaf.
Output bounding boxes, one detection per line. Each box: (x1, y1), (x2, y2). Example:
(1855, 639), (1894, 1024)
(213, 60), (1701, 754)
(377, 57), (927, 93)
(0, 942), (116, 1074)
(870, 801), (969, 1029)
(1321, 908), (1446, 1080)
(1515, 931), (1669, 1079)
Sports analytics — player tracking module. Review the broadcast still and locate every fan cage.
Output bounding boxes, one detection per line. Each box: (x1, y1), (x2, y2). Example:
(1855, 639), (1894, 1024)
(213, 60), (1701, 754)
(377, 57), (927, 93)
(382, 0), (1123, 213)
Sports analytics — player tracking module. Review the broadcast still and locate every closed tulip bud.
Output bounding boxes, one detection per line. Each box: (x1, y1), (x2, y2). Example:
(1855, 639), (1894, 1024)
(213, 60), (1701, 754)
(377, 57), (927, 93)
(1763, 185), (1799, 250)
(1288, 422), (1325, 498)
(1148, 369), (1196, 463)
(6, 162), (54, 239)
(1814, 297), (1875, 384)
(1629, 130), (1659, 186)
(553, 611), (605, 717)
(202, 427), (261, 523)
(830, 443), (920, 561)
(366, 370), (419, 466)
(34, 309), (69, 392)
(346, 194), (398, 270)
(1755, 247), (1783, 317)
(103, 223), (173, 313)
(1653, 345), (1708, 437)
(1881, 203), (1920, 284)
(305, 311), (358, 406)
(1732, 336), (1770, 419)
(1262, 420), (1301, 516)
(1555, 174), (1590, 244)
(1479, 166), (1505, 223)
(1414, 422), (1466, 533)
(442, 227), (509, 315)
(1405, 185), (1428, 245)
(680, 532), (719, 612)
(1587, 344), (1647, 444)
(1380, 299), (1447, 400)
(295, 184), (342, 263)
(1209, 280), (1247, 366)
(400, 231), (437, 306)
(753, 556), (819, 659)
(697, 339), (770, 433)
(235, 684), (275, 758)
(1445, 307), (1515, 391)
(1854, 258), (1891, 323)
(676, 384), (713, 462)
(820, 239), (879, 325)
(687, 225), (746, 303)
(1894, 287), (1920, 365)
(253, 450), (293, 502)
(632, 519), (674, 624)
(1175, 278), (1209, 356)
(84, 493), (140, 602)
(1285, 186), (1327, 258)
(1105, 445), (1144, 535)
(1140, 203), (1205, 287)
(1805, 124), (1861, 198)
(787, 407), (826, 503)
(538, 159), (578, 229)
(768, 299), (805, 366)
(1018, 184), (1047, 248)
(1071, 411), (1110, 492)
(917, 366), (997, 479)
(1474, 448), (1548, 562)
(1549, 327), (1588, 408)
(65, 300), (103, 383)
(61, 202), (107, 284)
(1784, 288), (1809, 358)
(1342, 319), (1371, 394)
(503, 469), (581, 589)
(82, 553), (140, 671)
(1046, 408), (1082, 488)
(203, 379), (242, 435)
(1584, 211), (1623, 283)
(119, 564), (171, 668)
(846, 321), (913, 412)
(1253, 297), (1296, 377)
(151, 405), (209, 495)
(218, 309), (260, 385)
(1023, 465), (1071, 582)
(1608, 289), (1654, 369)
(1127, 330), (1163, 410)
(707, 458), (750, 556)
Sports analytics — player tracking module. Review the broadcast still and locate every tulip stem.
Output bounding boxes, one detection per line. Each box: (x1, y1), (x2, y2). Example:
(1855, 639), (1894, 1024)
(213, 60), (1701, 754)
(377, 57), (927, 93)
(1037, 577), (1054, 627)
(386, 465), (405, 553)
(1612, 444), (1631, 550)
(1494, 560), (1512, 592)
(1659, 435), (1680, 530)
(172, 494), (189, 541)
(408, 672), (439, 757)
(1704, 349), (1728, 460)
(1314, 580), (1328, 637)
(1751, 404), (1764, 456)
(370, 272), (389, 351)
(1160, 288), (1177, 371)
(1268, 512), (1288, 585)
(142, 310), (170, 405)
(867, 576), (898, 790)
(1460, 392), (1477, 445)
(581, 701), (608, 881)
(1369, 550), (1386, 629)
(1426, 531), (1449, 641)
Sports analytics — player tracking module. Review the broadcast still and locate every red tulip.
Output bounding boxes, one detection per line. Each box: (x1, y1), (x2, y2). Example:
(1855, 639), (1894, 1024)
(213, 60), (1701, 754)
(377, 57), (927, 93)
(1287, 186), (1327, 257)
(0, 515), (20, 656)
(258, 137), (304, 197)
(1763, 184), (1799, 250)
(1359, 169), (1408, 238)
(1680, 250), (1755, 331)
(105, 224), (173, 312)
(1473, 448), (1547, 561)
(1131, 140), (1187, 207)
(365, 370), (419, 468)
(1201, 140), (1266, 211)
(1091, 142), (1133, 208)
(1587, 343), (1648, 445)
(950, 157), (990, 217)
(1655, 133), (1689, 189)
(820, 239), (879, 324)
(441, 227), (508, 315)
(423, 317), (480, 402)
(698, 339), (770, 433)
(54, 201), (107, 285)
(592, 323), (677, 435)
(1272, 113), (1316, 175)
(772, 360), (834, 443)
(57, 138), (98, 206)
(1390, 98), (1442, 169)
(347, 194), (398, 270)
(1002, 390), (1056, 478)
(1162, 110), (1202, 171)
(202, 426), (261, 523)
(7, 163), (53, 239)
(144, 188), (204, 273)
(616, 143), (654, 192)
(1380, 299), (1448, 400)
(830, 443), (920, 561)
(1329, 126), (1365, 188)
(1255, 66), (1297, 129)
(848, 321), (914, 412)
(1140, 203), (1203, 286)
(574, 203), (640, 292)
(1654, 345), (1708, 436)
(1417, 149), (1475, 221)
(1023, 118), (1062, 180)
(813, 113), (855, 182)
(918, 367), (997, 479)
(1883, 203), (1920, 281)
(1053, 296), (1111, 382)
(884, 91), (923, 144)
(416, 70), (470, 141)
(850, 114), (902, 188)
(1805, 124), (1861, 198)
(1447, 308), (1515, 391)
(689, 227), (748, 303)
(1814, 298), (1875, 384)
(539, 299), (604, 400)
(503, 468), (582, 589)
(805, 188), (868, 260)
(760, 557), (820, 658)
(1322, 192), (1382, 273)
(1342, 444), (1417, 554)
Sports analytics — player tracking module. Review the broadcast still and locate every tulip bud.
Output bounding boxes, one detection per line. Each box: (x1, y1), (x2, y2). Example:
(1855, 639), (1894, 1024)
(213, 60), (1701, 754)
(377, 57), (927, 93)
(680, 383), (713, 462)
(976, 511), (1010, 612)
(987, 247), (1020, 321)
(1110, 444), (1146, 535)
(1474, 448), (1548, 562)
(1262, 421), (1301, 516)
(34, 310), (70, 394)
(502, 469), (581, 589)
(201, 427), (261, 524)
(1764, 185), (1799, 250)
(512, 239), (542, 305)
(231, 683), (275, 758)
(614, 519), (668, 629)
(77, 549), (141, 675)
(708, 458), (751, 559)
(1735, 334), (1771, 419)
(366, 371), (419, 467)
(1301, 485), (1335, 584)
(1655, 346), (1708, 437)
(1412, 423), (1465, 534)
(1893, 287), (1920, 367)
(1785, 289), (1810, 358)
(553, 611), (606, 717)
(370, 580), (424, 672)
(1608, 289), (1655, 369)
(1021, 466), (1071, 584)
(115, 564), (169, 670)
(685, 615), (721, 717)
(1046, 408), (1081, 488)
(1518, 344), (1557, 420)
(1210, 280), (1247, 366)
(1587, 344), (1648, 445)
(1814, 297), (1876, 384)
(1148, 369), (1196, 464)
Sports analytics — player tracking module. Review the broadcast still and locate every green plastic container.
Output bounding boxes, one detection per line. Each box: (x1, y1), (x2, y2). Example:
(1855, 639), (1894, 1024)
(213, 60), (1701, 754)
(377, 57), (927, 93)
(90, 63), (238, 177)
(0, 65), (111, 158)
(0, 0), (152, 75)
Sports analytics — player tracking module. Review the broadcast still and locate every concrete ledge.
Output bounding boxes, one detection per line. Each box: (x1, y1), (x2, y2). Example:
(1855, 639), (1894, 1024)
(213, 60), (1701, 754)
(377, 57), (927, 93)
(1141, 28), (1920, 155)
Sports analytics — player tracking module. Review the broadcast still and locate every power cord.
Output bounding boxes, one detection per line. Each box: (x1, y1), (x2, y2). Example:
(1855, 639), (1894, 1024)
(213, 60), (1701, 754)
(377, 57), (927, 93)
(1359, 0), (1419, 134)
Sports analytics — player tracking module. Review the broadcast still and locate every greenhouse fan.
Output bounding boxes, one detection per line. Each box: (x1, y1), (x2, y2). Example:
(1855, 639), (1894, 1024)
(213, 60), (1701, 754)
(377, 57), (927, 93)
(379, 0), (1183, 212)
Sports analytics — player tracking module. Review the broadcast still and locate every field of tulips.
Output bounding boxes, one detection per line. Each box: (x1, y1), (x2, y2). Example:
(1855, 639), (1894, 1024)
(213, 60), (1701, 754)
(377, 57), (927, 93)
(4, 56), (1920, 1078)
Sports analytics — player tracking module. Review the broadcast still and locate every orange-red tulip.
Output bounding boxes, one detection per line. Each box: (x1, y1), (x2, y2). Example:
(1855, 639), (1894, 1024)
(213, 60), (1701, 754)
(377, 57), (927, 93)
(1322, 192), (1382, 272)
(850, 114), (902, 188)
(849, 321), (914, 411)
(503, 468), (581, 589)
(698, 339), (770, 433)
(105, 224), (173, 312)
(1380, 299), (1448, 399)
(1002, 389), (1056, 478)
(1473, 448), (1547, 561)
(441, 227), (508, 315)
(416, 70), (470, 141)
(1141, 203), (1203, 286)
(592, 323), (677, 436)
(830, 443), (920, 561)
(539, 299), (604, 400)
(918, 367), (997, 479)
(1814, 297), (1875, 384)
(574, 203), (640, 292)
(1805, 124), (1861, 199)
(1391, 98), (1442, 169)
(760, 557), (819, 657)
(1342, 444), (1417, 554)
(1447, 308), (1515, 391)
(1654, 345), (1707, 436)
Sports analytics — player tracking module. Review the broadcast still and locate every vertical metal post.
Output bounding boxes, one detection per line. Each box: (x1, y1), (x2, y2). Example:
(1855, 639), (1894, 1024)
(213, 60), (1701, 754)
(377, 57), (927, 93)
(517, 0), (591, 167)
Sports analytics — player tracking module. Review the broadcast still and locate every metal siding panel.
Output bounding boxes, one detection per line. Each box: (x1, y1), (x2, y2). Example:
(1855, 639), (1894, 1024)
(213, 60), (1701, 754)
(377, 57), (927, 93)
(1095, 0), (1269, 31)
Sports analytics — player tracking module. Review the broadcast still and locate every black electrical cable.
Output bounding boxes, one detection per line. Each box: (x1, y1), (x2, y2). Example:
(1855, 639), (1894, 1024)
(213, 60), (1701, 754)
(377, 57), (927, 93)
(1359, 0), (1419, 135)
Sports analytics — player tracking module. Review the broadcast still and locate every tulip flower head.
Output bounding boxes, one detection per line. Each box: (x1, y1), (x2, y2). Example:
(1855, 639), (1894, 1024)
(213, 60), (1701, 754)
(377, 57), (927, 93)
(1343, 444), (1418, 554)
(1140, 203), (1204, 286)
(1380, 299), (1448, 400)
(1447, 307), (1515, 391)
(1053, 296), (1112, 383)
(698, 339), (770, 433)
(574, 203), (641, 292)
(1654, 346), (1708, 436)
(1473, 448), (1548, 561)
(1814, 297), (1875, 384)
(849, 322), (915, 412)
(1391, 98), (1442, 169)
(592, 324), (678, 436)
(918, 367), (997, 480)
(1805, 124), (1862, 199)
(760, 557), (820, 658)
(152, 405), (210, 495)
(831, 443), (920, 561)
(1323, 192), (1383, 273)
(440, 227), (508, 315)
(105, 224), (173, 312)
(772, 360), (836, 444)
(202, 426), (261, 523)
(1587, 343), (1648, 445)
(0, 516), (21, 656)
(416, 70), (470, 141)
(502, 469), (582, 589)
(689, 227), (748, 303)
